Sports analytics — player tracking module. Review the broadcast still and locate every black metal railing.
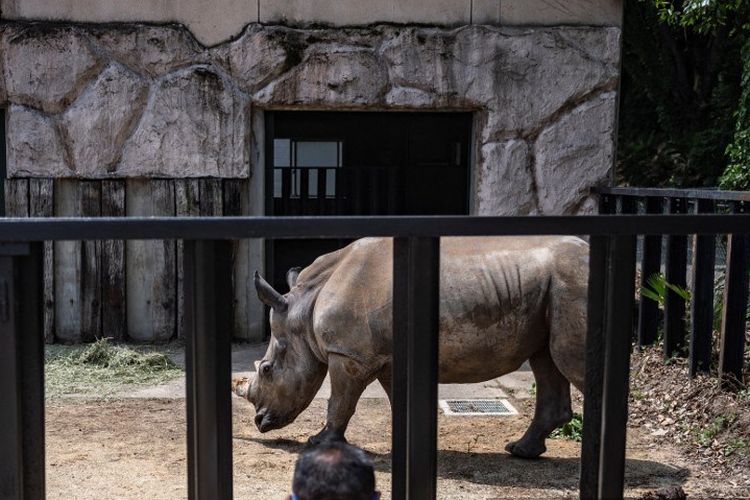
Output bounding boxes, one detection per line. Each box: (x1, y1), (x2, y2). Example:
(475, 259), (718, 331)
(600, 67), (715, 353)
(597, 187), (750, 387)
(1, 212), (749, 500)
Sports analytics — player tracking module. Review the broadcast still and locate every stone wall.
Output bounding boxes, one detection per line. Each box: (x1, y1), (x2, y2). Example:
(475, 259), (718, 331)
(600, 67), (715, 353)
(1, 20), (620, 341)
(1, 21), (620, 215)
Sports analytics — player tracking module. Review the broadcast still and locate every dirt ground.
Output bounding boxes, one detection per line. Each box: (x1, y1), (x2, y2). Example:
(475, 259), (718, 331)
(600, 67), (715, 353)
(45, 394), (741, 500)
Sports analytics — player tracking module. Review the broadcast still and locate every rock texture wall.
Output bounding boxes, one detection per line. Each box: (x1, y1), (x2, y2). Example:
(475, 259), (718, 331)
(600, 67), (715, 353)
(1, 21), (620, 215)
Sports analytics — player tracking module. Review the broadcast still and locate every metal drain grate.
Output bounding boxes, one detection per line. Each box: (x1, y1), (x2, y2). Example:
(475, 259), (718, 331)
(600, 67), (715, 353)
(439, 399), (518, 416)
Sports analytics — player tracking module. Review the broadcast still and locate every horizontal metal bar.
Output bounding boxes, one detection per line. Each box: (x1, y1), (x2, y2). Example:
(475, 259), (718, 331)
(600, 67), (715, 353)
(0, 214), (749, 241)
(0, 243), (30, 256)
(597, 186), (750, 202)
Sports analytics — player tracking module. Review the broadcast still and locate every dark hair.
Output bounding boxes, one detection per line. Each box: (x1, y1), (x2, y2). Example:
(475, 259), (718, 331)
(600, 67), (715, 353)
(292, 442), (376, 500)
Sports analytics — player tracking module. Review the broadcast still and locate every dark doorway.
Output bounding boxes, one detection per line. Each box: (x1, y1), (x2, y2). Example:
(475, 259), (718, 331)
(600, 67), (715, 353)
(265, 111), (472, 295)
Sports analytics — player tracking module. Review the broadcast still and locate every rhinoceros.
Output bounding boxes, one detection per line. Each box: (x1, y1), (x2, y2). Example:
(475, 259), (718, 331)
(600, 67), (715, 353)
(233, 236), (588, 458)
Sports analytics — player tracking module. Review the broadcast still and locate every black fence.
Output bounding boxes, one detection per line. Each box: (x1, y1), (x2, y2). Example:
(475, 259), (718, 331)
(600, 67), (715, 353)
(1, 212), (750, 500)
(597, 187), (750, 386)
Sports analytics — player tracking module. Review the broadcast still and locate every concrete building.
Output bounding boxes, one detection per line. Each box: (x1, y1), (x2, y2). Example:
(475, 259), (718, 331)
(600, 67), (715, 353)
(0, 0), (623, 342)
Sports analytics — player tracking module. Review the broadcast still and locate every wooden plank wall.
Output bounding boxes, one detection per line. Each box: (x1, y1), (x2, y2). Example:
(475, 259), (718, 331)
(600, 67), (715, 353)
(102, 181), (126, 341)
(4, 178), (251, 343)
(28, 180), (55, 343)
(126, 179), (177, 342)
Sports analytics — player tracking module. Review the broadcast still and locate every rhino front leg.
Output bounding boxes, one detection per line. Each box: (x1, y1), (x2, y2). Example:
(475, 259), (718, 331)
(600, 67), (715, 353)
(505, 346), (572, 458)
(308, 354), (369, 446)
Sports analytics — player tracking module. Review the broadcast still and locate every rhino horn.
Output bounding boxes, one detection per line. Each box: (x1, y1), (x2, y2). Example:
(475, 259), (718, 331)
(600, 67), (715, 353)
(254, 271), (288, 312)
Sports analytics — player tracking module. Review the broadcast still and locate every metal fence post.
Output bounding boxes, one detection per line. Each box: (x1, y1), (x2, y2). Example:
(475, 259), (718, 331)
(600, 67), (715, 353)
(719, 202), (750, 389)
(579, 234), (610, 500)
(184, 240), (233, 500)
(392, 237), (440, 500)
(664, 197), (688, 358)
(638, 197), (663, 347)
(598, 234), (637, 500)
(689, 199), (716, 376)
(391, 238), (408, 500)
(0, 242), (45, 500)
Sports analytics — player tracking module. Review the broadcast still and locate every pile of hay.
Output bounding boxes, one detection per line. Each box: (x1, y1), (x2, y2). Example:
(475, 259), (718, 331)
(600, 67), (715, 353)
(46, 338), (183, 398)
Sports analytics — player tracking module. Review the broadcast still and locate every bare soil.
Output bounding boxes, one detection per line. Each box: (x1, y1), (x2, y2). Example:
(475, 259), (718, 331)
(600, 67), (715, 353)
(47, 394), (734, 500)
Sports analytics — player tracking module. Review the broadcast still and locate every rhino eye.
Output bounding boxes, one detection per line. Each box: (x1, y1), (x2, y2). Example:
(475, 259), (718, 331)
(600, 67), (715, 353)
(260, 363), (272, 377)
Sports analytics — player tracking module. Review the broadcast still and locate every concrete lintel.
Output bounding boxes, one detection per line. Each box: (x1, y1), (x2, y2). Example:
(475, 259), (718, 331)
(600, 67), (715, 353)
(0, 0), (260, 47)
(259, 0), (472, 27)
(500, 0), (623, 27)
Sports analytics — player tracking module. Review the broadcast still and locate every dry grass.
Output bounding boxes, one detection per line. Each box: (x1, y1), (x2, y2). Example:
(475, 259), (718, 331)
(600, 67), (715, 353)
(629, 335), (750, 493)
(45, 338), (183, 398)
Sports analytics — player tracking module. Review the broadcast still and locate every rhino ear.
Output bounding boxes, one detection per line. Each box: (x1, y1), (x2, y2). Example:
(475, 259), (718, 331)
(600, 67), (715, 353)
(254, 271), (288, 312)
(286, 267), (302, 291)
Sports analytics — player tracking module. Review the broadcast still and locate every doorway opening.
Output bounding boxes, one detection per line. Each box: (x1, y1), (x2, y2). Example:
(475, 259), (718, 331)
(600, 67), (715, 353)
(265, 111), (472, 296)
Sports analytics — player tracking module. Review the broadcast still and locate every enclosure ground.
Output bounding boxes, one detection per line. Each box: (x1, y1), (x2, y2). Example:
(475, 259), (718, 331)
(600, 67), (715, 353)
(44, 341), (750, 499)
(45, 395), (740, 499)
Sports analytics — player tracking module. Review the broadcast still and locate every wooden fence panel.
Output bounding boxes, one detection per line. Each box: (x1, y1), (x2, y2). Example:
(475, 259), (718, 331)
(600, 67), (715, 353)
(4, 179), (29, 217)
(223, 180), (245, 340)
(29, 179), (55, 344)
(54, 180), (102, 343)
(102, 181), (126, 341)
(126, 180), (176, 342)
(80, 182), (102, 342)
(176, 180), (200, 340)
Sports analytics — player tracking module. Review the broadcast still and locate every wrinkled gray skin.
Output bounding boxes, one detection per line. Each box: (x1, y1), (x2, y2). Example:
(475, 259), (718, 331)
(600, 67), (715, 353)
(235, 236), (588, 458)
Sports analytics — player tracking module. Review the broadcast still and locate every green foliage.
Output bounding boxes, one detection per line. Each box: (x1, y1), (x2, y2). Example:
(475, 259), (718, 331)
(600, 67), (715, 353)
(712, 270), (750, 330)
(550, 412), (583, 442)
(653, 0), (749, 34)
(695, 414), (735, 447)
(721, 38), (750, 190)
(640, 273), (691, 308)
(45, 338), (182, 398)
(724, 437), (749, 456)
(618, 0), (748, 187)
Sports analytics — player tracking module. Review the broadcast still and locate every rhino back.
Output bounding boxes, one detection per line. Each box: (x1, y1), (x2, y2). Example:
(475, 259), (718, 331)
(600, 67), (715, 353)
(309, 236), (588, 383)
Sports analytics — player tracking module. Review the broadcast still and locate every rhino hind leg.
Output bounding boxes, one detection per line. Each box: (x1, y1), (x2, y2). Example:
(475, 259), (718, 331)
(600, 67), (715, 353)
(308, 354), (370, 446)
(376, 366), (392, 405)
(505, 346), (572, 459)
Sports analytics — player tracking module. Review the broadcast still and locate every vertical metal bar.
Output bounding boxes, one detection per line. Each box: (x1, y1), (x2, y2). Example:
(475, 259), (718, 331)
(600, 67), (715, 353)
(664, 197), (688, 358)
(184, 240), (233, 500)
(0, 251), (21, 500)
(579, 234), (610, 500)
(619, 195), (636, 215)
(689, 199), (716, 377)
(299, 168), (309, 215)
(317, 168), (326, 214)
(0, 242), (44, 500)
(719, 202), (750, 389)
(391, 238), (408, 500)
(392, 237), (440, 500)
(407, 237), (439, 500)
(184, 241), (196, 500)
(638, 197), (663, 347)
(281, 169), (292, 215)
(18, 243), (45, 500)
(598, 234), (637, 500)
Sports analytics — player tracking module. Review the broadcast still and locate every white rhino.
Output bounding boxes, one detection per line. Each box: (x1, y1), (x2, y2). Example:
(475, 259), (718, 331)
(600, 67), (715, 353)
(233, 236), (588, 458)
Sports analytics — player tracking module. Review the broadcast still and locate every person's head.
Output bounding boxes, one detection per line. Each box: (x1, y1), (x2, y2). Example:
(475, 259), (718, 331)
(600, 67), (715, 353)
(289, 442), (381, 500)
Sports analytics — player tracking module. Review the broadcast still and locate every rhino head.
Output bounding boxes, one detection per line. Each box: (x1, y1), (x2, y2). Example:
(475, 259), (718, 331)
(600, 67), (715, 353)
(240, 269), (327, 433)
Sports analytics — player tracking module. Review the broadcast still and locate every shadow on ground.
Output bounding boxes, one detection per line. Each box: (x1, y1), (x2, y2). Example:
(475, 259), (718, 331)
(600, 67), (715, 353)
(246, 436), (689, 491)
